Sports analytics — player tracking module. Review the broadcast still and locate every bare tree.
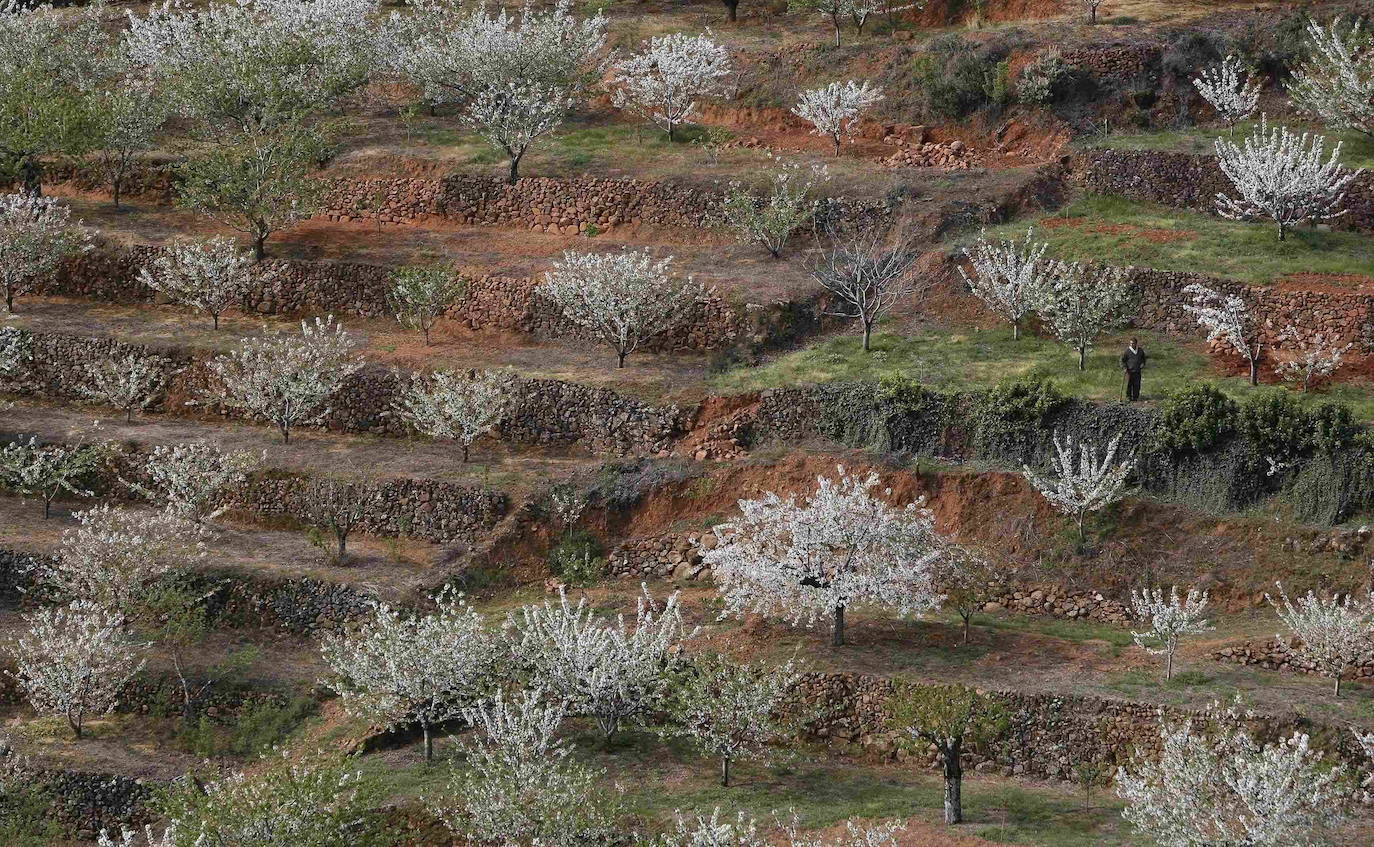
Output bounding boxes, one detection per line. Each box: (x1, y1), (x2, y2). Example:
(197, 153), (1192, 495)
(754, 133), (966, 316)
(812, 228), (921, 352)
(300, 476), (372, 564)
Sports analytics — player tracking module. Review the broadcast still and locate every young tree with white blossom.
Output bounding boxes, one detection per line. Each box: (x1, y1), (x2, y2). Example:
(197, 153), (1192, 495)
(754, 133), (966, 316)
(1289, 17), (1374, 138)
(721, 158), (828, 259)
(933, 543), (1002, 645)
(1022, 431), (1134, 538)
(666, 653), (800, 787)
(202, 316), (363, 442)
(1182, 281), (1267, 386)
(1273, 324), (1351, 392)
(701, 467), (944, 648)
(138, 237), (253, 329)
(433, 690), (622, 845)
(32, 504), (204, 611)
(1116, 704), (1351, 846)
(387, 265), (467, 345)
(153, 749), (385, 847)
(787, 0), (882, 47)
(79, 351), (171, 424)
(321, 589), (499, 762)
(1267, 582), (1374, 696)
(0, 436), (107, 518)
(1192, 55), (1261, 130)
(610, 32), (733, 141)
(387, 0), (607, 181)
(1213, 117), (1362, 240)
(1129, 585), (1213, 681)
(130, 442), (262, 522)
(1079, 0), (1104, 24)
(813, 228), (920, 352)
(7, 600), (147, 739)
(92, 83), (168, 210)
(396, 369), (509, 462)
(659, 810), (906, 846)
(792, 80), (883, 155)
(958, 228), (1049, 340)
(511, 586), (692, 741)
(0, 192), (92, 313)
(1036, 260), (1133, 370)
(888, 682), (1008, 825)
(540, 248), (703, 369)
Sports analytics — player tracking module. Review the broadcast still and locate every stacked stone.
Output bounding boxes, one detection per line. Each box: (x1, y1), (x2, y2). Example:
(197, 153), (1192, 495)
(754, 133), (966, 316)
(606, 532), (716, 580)
(985, 586), (1134, 624)
(1060, 44), (1162, 81)
(880, 141), (975, 170)
(1213, 638), (1374, 678)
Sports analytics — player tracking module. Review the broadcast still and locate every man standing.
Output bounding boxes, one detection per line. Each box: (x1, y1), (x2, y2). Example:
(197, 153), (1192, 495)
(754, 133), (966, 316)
(1120, 337), (1147, 401)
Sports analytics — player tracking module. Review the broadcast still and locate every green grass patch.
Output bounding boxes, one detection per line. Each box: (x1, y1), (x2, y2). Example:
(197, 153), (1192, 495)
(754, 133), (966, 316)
(1087, 120), (1374, 170)
(971, 611), (1136, 649)
(710, 326), (1374, 420)
(977, 194), (1374, 285)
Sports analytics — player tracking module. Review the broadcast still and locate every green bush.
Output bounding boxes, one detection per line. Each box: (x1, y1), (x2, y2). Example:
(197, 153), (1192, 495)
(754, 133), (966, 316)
(1153, 384), (1237, 454)
(1016, 51), (1070, 105)
(1308, 402), (1358, 454)
(0, 783), (61, 845)
(177, 696), (317, 759)
(974, 377), (1068, 461)
(914, 37), (1011, 120)
(1237, 389), (1312, 471)
(548, 529), (605, 587)
(875, 377), (952, 455)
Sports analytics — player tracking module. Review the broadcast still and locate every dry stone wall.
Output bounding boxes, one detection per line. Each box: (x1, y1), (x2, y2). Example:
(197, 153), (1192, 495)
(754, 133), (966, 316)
(793, 673), (1369, 781)
(12, 329), (689, 455)
(44, 246), (747, 353)
(1073, 147), (1374, 234)
(1213, 637), (1374, 680)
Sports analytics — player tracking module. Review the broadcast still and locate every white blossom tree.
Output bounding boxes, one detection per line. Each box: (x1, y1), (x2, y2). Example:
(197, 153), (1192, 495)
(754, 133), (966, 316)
(1116, 705), (1351, 846)
(957, 228), (1049, 340)
(658, 811), (906, 846)
(792, 80), (883, 155)
(702, 467), (944, 647)
(1214, 117), (1361, 240)
(511, 586), (692, 741)
(540, 248), (703, 369)
(1273, 324), (1351, 392)
(396, 369), (509, 462)
(0, 436), (107, 518)
(610, 32), (733, 141)
(1182, 282), (1267, 386)
(138, 237), (253, 329)
(813, 229), (920, 352)
(1036, 260), (1133, 370)
(1129, 585), (1213, 680)
(7, 600), (147, 739)
(386, 0), (606, 180)
(32, 504), (204, 611)
(1289, 17), (1374, 137)
(787, 0), (884, 47)
(321, 589), (499, 761)
(1192, 55), (1261, 129)
(202, 316), (362, 442)
(1022, 431), (1134, 537)
(152, 749), (383, 847)
(721, 158), (828, 259)
(1267, 582), (1374, 696)
(387, 265), (466, 345)
(92, 83), (168, 210)
(79, 351), (171, 423)
(0, 192), (92, 312)
(433, 690), (622, 845)
(666, 654), (800, 786)
(130, 441), (262, 522)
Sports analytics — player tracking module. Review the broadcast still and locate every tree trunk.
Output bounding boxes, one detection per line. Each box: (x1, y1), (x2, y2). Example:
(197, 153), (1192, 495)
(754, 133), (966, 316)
(422, 721), (433, 762)
(1077, 345), (1087, 371)
(1165, 649), (1173, 681)
(1278, 222), (1287, 241)
(70, 715), (82, 740)
(1076, 510), (1085, 539)
(833, 22), (842, 48)
(1335, 674), (1342, 697)
(126, 406), (134, 424)
(721, 755), (731, 787)
(833, 136), (841, 156)
(1088, 6), (1096, 23)
(1248, 357), (1259, 386)
(20, 157), (40, 197)
(5, 286), (14, 313)
(862, 322), (873, 352)
(942, 746), (963, 824)
(832, 604), (846, 647)
(961, 613), (971, 644)
(1012, 321), (1019, 340)
(507, 152), (522, 185)
(667, 120), (675, 143)
(280, 423), (291, 443)
(112, 179), (122, 210)
(723, 0), (738, 20)
(462, 444), (470, 463)
(212, 312), (220, 330)
(43, 496), (52, 519)
(253, 233), (267, 262)
(617, 349), (628, 368)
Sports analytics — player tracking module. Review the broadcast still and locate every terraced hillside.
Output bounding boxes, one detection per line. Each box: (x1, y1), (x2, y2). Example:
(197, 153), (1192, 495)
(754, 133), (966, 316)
(5, 0), (1374, 844)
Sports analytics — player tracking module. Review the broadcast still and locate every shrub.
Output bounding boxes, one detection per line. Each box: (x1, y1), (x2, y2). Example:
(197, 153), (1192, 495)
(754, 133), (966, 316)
(974, 377), (1068, 460)
(547, 529), (605, 587)
(876, 377), (952, 456)
(1308, 402), (1358, 455)
(1017, 51), (1070, 105)
(1237, 388), (1311, 472)
(914, 37), (1011, 120)
(1161, 29), (1228, 82)
(1153, 384), (1237, 454)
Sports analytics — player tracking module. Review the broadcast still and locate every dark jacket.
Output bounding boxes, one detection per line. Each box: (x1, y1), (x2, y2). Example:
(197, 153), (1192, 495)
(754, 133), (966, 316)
(1120, 346), (1147, 372)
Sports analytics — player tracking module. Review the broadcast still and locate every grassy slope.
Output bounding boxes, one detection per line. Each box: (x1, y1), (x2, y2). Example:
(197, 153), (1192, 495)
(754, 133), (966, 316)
(1086, 121), (1374, 170)
(972, 195), (1374, 285)
(710, 327), (1374, 419)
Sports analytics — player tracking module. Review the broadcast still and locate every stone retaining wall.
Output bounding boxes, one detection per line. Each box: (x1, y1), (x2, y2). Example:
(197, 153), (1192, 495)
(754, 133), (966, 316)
(14, 329), (689, 456)
(1072, 147), (1374, 234)
(44, 246), (747, 353)
(793, 673), (1369, 781)
(1213, 637), (1374, 681)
